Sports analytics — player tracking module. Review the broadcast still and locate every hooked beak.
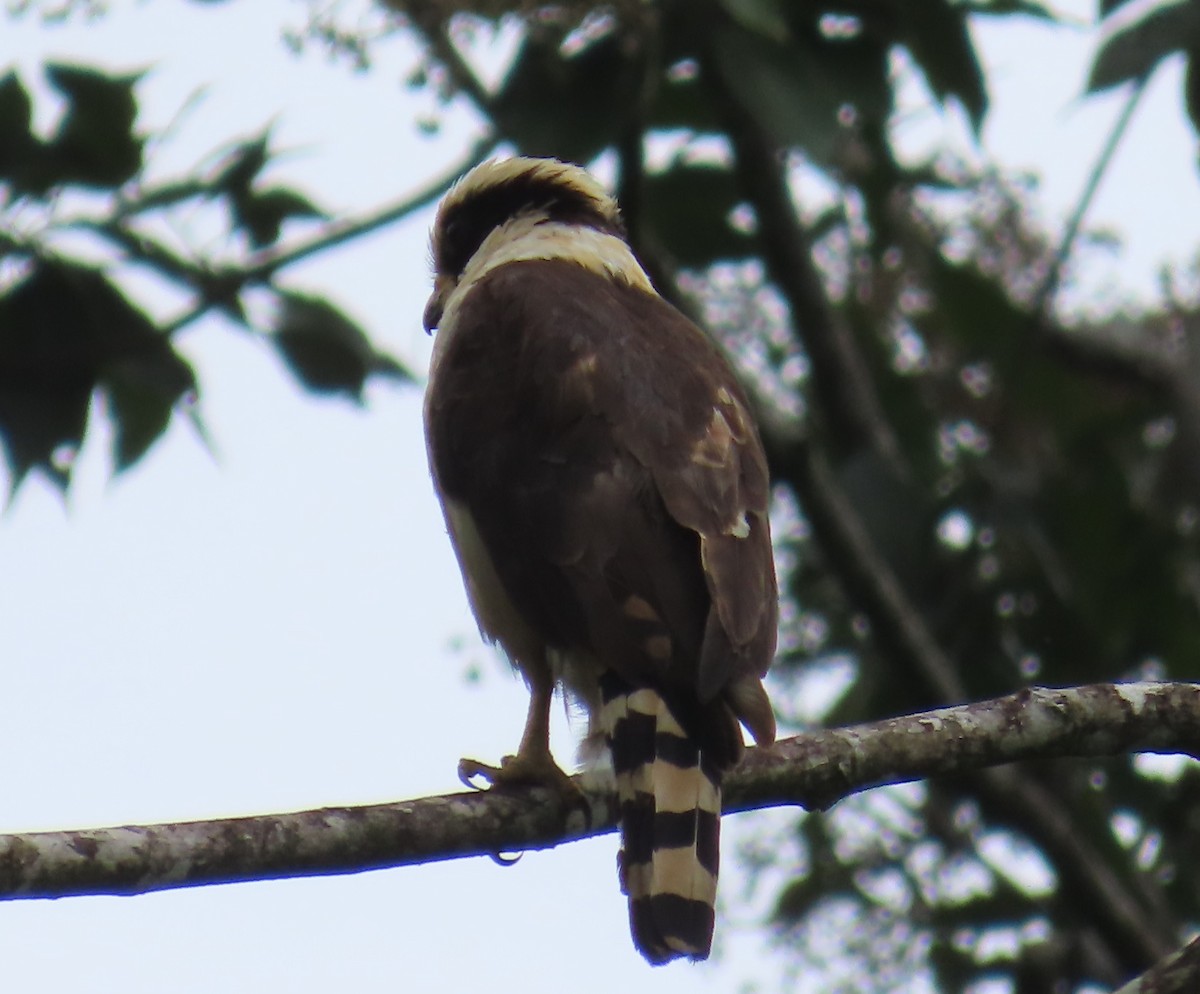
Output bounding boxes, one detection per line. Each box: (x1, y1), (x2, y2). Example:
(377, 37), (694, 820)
(423, 274), (456, 334)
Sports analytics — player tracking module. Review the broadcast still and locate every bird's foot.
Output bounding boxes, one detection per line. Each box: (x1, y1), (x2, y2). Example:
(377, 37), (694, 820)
(458, 750), (574, 792)
(458, 750), (591, 819)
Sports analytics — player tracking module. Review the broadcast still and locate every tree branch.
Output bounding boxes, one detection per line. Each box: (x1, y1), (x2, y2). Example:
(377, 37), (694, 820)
(1113, 934), (1200, 994)
(1031, 74), (1150, 318)
(157, 133), (498, 336)
(755, 374), (1182, 969)
(758, 420), (966, 704)
(1, 682), (1194, 901)
(974, 767), (1179, 970)
(716, 79), (909, 480)
(244, 133), (498, 280)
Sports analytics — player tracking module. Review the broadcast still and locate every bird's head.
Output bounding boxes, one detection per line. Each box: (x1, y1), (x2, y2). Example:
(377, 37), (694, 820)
(423, 156), (626, 333)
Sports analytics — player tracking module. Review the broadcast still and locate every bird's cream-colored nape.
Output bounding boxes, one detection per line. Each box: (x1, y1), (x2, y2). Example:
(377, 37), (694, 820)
(436, 157), (621, 236)
(424, 156), (649, 336)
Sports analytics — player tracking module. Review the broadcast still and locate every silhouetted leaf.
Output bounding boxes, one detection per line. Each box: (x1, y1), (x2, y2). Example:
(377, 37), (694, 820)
(900, 0), (988, 131)
(1100, 0), (1141, 17)
(771, 817), (843, 923)
(642, 164), (757, 265)
(961, 0), (1057, 18)
(1187, 48), (1200, 136)
(233, 186), (325, 249)
(102, 348), (196, 471)
(650, 5), (717, 132)
(925, 254), (1028, 356)
(928, 938), (977, 994)
(960, 0), (1056, 16)
(213, 133), (270, 194)
(771, 874), (823, 924)
(648, 71), (721, 133)
(718, 0), (791, 43)
(0, 260), (188, 488)
(0, 72), (39, 190)
(1086, 0), (1200, 93)
(710, 15), (890, 166)
(491, 27), (640, 163)
(273, 292), (411, 399)
(43, 63), (144, 189)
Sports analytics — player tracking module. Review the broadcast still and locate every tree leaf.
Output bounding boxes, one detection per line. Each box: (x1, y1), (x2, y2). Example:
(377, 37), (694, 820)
(213, 133), (271, 195)
(718, 0), (791, 43)
(0, 72), (40, 191)
(928, 937), (977, 994)
(0, 259), (182, 488)
(960, 0), (1059, 19)
(900, 0), (989, 132)
(233, 186), (326, 249)
(101, 349), (197, 471)
(710, 16), (890, 167)
(642, 163), (758, 265)
(272, 292), (411, 399)
(1086, 0), (1200, 93)
(43, 63), (144, 190)
(1099, 0), (1141, 17)
(925, 253), (1028, 357)
(649, 5), (720, 133)
(1187, 48), (1200, 137)
(648, 70), (720, 134)
(490, 26), (639, 163)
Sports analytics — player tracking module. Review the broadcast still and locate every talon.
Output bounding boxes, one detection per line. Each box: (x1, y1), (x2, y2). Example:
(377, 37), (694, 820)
(458, 757), (503, 790)
(456, 750), (592, 826)
(456, 750), (585, 803)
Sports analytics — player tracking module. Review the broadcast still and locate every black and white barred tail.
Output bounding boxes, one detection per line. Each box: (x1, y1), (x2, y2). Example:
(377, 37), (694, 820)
(599, 672), (722, 964)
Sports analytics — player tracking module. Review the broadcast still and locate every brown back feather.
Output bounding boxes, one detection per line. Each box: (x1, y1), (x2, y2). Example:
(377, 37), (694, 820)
(426, 259), (776, 758)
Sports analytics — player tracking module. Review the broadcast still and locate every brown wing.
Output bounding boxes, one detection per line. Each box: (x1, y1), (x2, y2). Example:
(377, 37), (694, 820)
(425, 258), (776, 764)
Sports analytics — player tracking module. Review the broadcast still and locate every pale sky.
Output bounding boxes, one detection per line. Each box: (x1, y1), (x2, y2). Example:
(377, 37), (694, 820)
(1, 2), (1197, 992)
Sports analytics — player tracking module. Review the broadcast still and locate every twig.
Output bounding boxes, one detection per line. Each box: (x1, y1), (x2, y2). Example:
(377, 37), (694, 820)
(403, 8), (494, 113)
(244, 132), (498, 280)
(158, 133), (498, 336)
(1032, 75), (1150, 317)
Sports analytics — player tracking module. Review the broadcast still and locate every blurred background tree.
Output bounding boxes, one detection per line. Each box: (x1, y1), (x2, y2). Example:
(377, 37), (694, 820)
(4, 0), (1200, 991)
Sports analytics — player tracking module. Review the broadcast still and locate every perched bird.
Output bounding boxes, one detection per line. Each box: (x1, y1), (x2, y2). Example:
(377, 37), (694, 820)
(422, 156), (777, 964)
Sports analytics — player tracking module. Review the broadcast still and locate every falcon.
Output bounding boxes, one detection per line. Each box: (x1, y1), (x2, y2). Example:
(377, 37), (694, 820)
(422, 156), (777, 964)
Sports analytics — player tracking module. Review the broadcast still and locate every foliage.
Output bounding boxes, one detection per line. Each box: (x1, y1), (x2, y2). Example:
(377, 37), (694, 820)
(0, 61), (410, 493)
(5, 0), (1200, 991)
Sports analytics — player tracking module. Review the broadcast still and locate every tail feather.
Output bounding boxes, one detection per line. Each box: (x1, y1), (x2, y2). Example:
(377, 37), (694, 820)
(599, 673), (723, 965)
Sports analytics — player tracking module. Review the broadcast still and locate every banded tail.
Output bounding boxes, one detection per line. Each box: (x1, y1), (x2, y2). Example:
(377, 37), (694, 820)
(600, 672), (722, 964)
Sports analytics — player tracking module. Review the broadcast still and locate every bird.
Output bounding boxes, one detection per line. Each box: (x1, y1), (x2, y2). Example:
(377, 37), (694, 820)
(422, 155), (777, 965)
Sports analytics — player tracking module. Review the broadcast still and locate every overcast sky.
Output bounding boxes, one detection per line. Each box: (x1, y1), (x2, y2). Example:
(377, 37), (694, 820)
(2, 2), (1198, 992)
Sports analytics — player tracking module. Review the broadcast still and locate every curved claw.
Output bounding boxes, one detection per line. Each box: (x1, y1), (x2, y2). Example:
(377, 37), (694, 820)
(457, 751), (567, 790)
(458, 757), (503, 790)
(456, 752), (591, 822)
